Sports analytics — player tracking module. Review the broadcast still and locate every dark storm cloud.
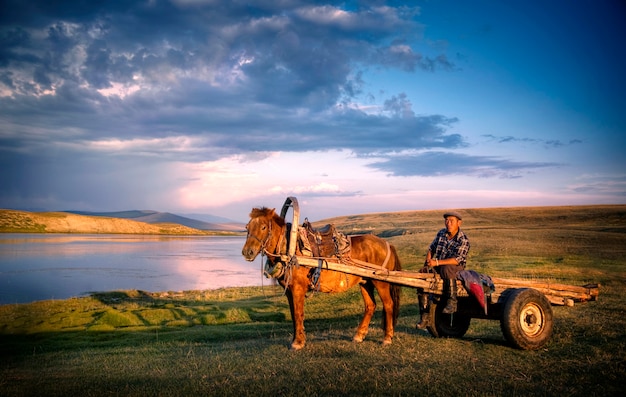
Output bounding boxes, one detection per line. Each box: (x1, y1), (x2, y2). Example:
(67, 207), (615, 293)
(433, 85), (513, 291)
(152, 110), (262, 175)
(367, 151), (560, 179)
(0, 1), (458, 147)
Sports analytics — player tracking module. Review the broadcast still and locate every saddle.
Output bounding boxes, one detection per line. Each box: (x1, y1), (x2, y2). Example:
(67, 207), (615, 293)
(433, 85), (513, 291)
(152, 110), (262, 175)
(299, 219), (351, 258)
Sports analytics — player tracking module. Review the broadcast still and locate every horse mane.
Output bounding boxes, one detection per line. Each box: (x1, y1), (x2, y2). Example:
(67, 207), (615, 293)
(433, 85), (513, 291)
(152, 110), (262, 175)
(249, 207), (285, 226)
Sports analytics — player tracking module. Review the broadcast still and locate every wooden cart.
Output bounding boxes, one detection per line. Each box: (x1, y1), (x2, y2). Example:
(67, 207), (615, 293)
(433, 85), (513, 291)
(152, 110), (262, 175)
(279, 197), (599, 350)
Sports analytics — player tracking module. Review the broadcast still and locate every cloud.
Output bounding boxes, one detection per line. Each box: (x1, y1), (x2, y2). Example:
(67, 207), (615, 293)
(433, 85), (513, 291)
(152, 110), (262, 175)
(482, 134), (583, 148)
(367, 151), (560, 178)
(0, 2), (424, 100)
(568, 174), (626, 195)
(0, 1), (461, 158)
(270, 182), (360, 197)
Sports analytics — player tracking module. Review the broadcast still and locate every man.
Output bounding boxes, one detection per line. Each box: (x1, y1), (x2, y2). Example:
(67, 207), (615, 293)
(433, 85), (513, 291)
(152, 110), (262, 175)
(416, 211), (470, 329)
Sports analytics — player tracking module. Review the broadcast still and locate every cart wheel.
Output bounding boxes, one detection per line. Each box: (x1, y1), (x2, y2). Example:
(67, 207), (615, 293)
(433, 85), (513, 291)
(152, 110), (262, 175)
(426, 299), (471, 338)
(500, 288), (553, 350)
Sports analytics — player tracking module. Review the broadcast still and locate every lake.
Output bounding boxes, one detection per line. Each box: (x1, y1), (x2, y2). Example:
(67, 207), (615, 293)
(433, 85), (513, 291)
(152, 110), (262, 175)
(0, 234), (267, 305)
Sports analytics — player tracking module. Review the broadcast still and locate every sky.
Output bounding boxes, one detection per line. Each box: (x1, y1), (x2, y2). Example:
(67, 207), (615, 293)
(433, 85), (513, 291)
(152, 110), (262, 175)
(1, 0), (625, 222)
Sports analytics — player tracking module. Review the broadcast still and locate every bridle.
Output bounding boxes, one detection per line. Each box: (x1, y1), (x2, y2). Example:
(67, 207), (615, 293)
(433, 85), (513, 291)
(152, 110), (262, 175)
(246, 216), (290, 285)
(246, 217), (285, 260)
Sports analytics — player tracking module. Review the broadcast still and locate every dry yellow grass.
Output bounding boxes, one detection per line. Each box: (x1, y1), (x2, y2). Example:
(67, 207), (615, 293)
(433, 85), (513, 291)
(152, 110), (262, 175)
(320, 204), (626, 280)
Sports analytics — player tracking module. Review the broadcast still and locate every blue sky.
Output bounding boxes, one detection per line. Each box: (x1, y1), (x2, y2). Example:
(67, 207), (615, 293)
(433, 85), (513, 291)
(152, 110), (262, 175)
(1, 0), (624, 222)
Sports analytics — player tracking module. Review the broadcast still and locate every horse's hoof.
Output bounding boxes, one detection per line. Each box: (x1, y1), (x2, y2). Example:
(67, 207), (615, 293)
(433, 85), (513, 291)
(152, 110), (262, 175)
(352, 335), (364, 343)
(382, 338), (393, 346)
(290, 342), (305, 350)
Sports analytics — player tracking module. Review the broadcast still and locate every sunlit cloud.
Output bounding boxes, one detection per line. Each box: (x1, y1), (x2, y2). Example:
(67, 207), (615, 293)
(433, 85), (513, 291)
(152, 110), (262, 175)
(97, 82), (141, 98)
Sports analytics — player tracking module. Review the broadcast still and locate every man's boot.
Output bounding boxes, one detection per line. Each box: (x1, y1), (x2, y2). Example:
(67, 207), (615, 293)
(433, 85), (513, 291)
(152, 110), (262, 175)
(415, 293), (430, 329)
(442, 278), (458, 314)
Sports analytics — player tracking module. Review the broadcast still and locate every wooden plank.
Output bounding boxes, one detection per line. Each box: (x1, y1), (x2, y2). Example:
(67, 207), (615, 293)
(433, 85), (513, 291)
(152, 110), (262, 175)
(292, 255), (598, 305)
(490, 276), (598, 296)
(295, 256), (440, 290)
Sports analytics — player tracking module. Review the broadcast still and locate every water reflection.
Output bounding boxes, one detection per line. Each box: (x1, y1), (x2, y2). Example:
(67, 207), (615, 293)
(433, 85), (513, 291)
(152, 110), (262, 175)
(0, 234), (266, 304)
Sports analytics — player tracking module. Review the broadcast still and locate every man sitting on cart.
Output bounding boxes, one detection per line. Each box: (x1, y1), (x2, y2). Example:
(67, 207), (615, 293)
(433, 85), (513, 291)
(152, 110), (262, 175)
(416, 211), (470, 329)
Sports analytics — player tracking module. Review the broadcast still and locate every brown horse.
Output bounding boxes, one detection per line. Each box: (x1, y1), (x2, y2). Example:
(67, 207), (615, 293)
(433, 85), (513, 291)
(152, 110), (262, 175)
(241, 206), (402, 350)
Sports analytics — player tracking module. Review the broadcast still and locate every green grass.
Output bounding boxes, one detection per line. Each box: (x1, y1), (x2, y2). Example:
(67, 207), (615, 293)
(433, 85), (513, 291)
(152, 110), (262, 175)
(1, 205), (625, 396)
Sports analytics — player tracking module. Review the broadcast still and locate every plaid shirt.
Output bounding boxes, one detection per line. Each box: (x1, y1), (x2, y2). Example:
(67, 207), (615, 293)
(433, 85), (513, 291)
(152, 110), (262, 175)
(429, 228), (470, 267)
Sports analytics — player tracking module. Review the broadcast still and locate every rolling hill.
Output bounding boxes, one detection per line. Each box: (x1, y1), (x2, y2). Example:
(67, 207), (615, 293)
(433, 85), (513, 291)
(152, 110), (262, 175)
(67, 210), (245, 232)
(0, 209), (244, 234)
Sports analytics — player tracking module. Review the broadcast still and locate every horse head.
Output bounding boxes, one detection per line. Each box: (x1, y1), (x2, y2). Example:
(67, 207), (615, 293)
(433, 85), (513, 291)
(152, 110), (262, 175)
(241, 207), (285, 261)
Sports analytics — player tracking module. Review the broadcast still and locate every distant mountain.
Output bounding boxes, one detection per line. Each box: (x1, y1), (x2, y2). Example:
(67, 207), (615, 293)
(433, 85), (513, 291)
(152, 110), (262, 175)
(69, 210), (157, 219)
(67, 210), (245, 232)
(180, 213), (239, 224)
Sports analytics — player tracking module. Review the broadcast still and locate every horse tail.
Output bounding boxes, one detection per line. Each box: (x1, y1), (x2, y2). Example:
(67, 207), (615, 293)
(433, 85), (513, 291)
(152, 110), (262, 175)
(389, 244), (402, 326)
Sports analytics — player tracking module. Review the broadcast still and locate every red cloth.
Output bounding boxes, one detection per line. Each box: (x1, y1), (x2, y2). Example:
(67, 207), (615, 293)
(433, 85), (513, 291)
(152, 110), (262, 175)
(469, 282), (486, 312)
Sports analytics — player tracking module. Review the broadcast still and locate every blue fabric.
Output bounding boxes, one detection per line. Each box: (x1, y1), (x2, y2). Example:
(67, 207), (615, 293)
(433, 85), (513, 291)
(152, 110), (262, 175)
(458, 270), (495, 291)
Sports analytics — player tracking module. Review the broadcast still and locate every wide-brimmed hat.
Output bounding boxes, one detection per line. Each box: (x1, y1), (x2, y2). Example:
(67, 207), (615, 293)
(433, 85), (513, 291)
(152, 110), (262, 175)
(443, 211), (463, 220)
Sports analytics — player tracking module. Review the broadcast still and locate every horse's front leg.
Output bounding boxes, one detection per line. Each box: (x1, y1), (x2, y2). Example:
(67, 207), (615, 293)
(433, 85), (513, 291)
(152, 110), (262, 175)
(285, 286), (306, 350)
(353, 282), (376, 343)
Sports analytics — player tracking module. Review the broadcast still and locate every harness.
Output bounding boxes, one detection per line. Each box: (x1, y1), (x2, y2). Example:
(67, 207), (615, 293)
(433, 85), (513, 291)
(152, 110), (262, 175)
(249, 219), (294, 286)
(247, 198), (394, 295)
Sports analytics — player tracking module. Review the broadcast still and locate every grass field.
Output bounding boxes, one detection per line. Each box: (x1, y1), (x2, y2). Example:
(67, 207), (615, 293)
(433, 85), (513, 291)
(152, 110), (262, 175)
(1, 205), (625, 396)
